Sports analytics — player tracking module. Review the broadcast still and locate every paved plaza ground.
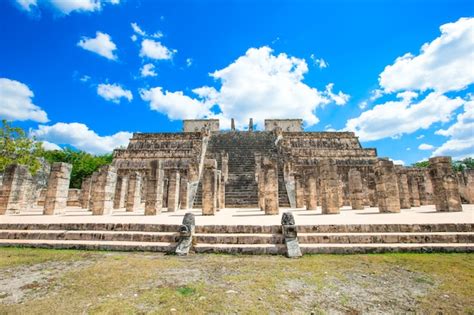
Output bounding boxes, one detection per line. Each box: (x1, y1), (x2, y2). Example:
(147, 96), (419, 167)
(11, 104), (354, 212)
(2, 204), (473, 226)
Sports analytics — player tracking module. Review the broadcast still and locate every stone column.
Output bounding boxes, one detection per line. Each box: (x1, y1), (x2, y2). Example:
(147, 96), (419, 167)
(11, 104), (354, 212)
(407, 173), (421, 207)
(429, 157), (462, 212)
(145, 160), (164, 215)
(179, 175), (189, 210)
(113, 175), (128, 209)
(43, 162), (72, 215)
(202, 159), (217, 215)
(0, 164), (31, 215)
(80, 176), (92, 209)
(395, 166), (411, 209)
(90, 165), (117, 215)
(348, 169), (364, 210)
(320, 159), (340, 214)
(216, 170), (222, 211)
(167, 170), (180, 212)
(294, 173), (305, 208)
(304, 169), (317, 210)
(126, 172), (142, 212)
(219, 174), (226, 209)
(255, 154), (265, 210)
(262, 157), (279, 215)
(374, 159), (401, 213)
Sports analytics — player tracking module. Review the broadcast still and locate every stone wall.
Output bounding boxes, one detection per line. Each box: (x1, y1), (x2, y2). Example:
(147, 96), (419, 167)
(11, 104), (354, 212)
(183, 119), (220, 133)
(264, 119), (303, 132)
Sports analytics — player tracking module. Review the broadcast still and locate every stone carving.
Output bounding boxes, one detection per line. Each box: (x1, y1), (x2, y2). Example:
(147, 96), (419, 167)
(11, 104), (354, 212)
(145, 160), (164, 215)
(429, 157), (462, 212)
(261, 156), (279, 215)
(0, 164), (32, 215)
(348, 169), (364, 210)
(304, 168), (318, 210)
(167, 170), (180, 212)
(374, 159), (401, 213)
(320, 159), (340, 214)
(80, 176), (92, 209)
(175, 212), (195, 256)
(43, 162), (72, 215)
(281, 212), (302, 258)
(126, 172), (142, 212)
(202, 159), (217, 215)
(90, 165), (117, 215)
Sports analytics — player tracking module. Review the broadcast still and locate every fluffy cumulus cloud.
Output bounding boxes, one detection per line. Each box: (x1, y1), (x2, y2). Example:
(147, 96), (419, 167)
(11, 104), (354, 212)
(432, 96), (474, 159)
(379, 17), (474, 93)
(345, 92), (464, 141)
(140, 46), (348, 128)
(140, 88), (211, 120)
(0, 78), (49, 123)
(346, 17), (474, 143)
(41, 140), (61, 151)
(140, 39), (175, 60)
(15, 0), (120, 15)
(77, 32), (117, 60)
(140, 63), (157, 77)
(31, 122), (132, 154)
(310, 54), (328, 69)
(418, 143), (435, 151)
(97, 83), (133, 103)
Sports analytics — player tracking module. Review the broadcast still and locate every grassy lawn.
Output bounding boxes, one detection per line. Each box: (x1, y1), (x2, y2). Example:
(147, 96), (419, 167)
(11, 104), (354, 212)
(0, 248), (473, 314)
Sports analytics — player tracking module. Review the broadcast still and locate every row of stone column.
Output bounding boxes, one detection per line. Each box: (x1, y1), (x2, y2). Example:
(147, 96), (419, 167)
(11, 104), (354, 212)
(256, 156), (463, 215)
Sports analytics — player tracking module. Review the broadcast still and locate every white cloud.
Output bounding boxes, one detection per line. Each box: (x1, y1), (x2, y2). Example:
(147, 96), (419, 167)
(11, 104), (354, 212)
(209, 47), (345, 128)
(358, 101), (368, 109)
(186, 58), (193, 67)
(15, 0), (120, 15)
(131, 34), (137, 42)
(418, 143), (435, 150)
(41, 140), (61, 151)
(345, 92), (464, 141)
(432, 97), (474, 159)
(324, 83), (350, 106)
(97, 83), (133, 103)
(369, 89), (384, 101)
(310, 54), (328, 69)
(416, 134), (425, 139)
(390, 159), (405, 166)
(131, 22), (146, 36)
(140, 87), (211, 120)
(140, 39), (175, 60)
(77, 32), (117, 60)
(379, 17), (474, 94)
(140, 63), (157, 77)
(0, 78), (49, 123)
(31, 122), (132, 155)
(80, 75), (91, 82)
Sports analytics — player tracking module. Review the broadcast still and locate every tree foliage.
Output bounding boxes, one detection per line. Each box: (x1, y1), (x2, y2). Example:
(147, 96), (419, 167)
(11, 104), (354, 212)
(411, 157), (474, 171)
(42, 148), (113, 188)
(0, 120), (44, 174)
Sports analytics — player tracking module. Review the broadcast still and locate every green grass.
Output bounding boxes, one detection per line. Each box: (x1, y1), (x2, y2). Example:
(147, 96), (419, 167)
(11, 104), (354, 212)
(0, 249), (473, 314)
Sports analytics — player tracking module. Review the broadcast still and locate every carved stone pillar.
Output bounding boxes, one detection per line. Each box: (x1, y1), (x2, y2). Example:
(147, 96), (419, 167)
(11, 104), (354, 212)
(304, 169), (317, 210)
(80, 176), (92, 209)
(145, 160), (164, 215)
(374, 159), (401, 213)
(294, 173), (305, 208)
(90, 165), (117, 215)
(0, 164), (31, 215)
(407, 173), (421, 207)
(113, 175), (128, 209)
(395, 166), (411, 209)
(43, 162), (73, 215)
(216, 170), (222, 211)
(179, 175), (189, 210)
(320, 159), (340, 214)
(429, 157), (462, 212)
(167, 169), (180, 212)
(202, 159), (217, 215)
(262, 157), (279, 215)
(126, 172), (142, 212)
(348, 169), (364, 210)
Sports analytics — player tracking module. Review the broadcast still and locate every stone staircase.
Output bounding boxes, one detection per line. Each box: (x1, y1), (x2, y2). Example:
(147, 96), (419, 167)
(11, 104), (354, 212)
(193, 131), (290, 208)
(0, 223), (472, 254)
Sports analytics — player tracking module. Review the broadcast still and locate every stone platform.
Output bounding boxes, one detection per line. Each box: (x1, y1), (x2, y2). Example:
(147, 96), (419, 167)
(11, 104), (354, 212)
(1, 205), (472, 255)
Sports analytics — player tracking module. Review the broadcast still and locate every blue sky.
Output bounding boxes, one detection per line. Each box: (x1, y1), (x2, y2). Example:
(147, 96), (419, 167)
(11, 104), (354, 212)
(0, 0), (473, 165)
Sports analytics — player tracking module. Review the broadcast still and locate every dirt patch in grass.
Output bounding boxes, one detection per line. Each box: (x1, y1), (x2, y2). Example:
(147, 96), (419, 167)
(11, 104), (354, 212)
(0, 249), (472, 314)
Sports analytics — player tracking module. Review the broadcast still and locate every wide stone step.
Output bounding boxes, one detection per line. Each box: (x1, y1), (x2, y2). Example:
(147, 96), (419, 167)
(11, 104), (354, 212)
(0, 230), (179, 243)
(0, 239), (176, 252)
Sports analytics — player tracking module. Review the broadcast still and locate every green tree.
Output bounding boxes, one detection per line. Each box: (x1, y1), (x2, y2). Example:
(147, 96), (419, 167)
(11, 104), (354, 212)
(412, 157), (473, 171)
(411, 161), (430, 168)
(0, 119), (44, 174)
(41, 148), (113, 188)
